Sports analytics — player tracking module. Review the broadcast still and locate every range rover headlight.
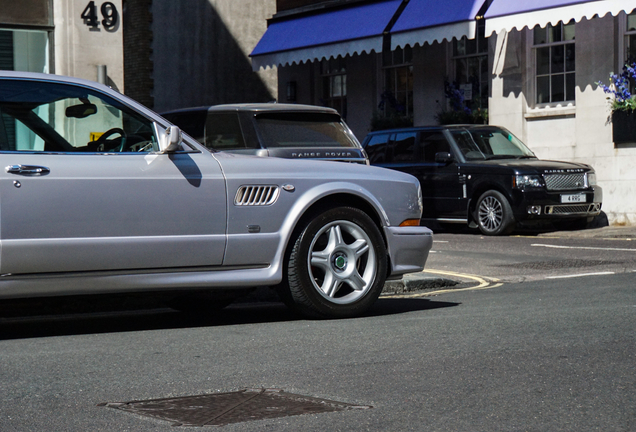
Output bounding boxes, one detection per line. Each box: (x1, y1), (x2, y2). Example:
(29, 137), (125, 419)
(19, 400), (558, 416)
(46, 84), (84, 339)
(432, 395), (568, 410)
(587, 172), (597, 186)
(514, 174), (543, 189)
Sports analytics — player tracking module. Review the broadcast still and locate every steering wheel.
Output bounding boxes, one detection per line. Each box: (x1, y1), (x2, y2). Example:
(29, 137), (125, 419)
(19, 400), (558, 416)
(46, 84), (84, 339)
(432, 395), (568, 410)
(94, 128), (127, 152)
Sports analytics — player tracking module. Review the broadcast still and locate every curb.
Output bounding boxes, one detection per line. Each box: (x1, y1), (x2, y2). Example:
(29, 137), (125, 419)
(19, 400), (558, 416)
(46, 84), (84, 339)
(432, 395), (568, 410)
(382, 274), (459, 295)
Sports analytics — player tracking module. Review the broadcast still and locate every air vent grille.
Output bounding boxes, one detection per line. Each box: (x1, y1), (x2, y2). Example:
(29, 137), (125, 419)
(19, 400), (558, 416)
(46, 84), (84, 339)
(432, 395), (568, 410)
(234, 186), (279, 206)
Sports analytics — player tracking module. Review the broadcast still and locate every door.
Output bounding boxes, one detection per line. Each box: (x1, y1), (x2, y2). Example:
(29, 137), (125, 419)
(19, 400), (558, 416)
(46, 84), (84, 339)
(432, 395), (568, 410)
(0, 78), (226, 275)
(387, 131), (464, 219)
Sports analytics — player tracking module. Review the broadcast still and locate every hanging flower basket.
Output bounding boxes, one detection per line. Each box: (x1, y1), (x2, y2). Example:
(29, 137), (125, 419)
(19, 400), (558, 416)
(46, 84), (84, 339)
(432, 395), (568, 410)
(598, 63), (636, 144)
(612, 110), (636, 144)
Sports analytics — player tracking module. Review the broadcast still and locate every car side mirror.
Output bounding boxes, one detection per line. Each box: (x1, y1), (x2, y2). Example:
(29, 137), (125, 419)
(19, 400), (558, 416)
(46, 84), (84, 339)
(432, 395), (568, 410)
(435, 152), (454, 164)
(155, 124), (182, 153)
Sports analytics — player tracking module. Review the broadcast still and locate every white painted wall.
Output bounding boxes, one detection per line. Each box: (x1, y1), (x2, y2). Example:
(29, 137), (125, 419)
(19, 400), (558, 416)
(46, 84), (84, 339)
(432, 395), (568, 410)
(53, 0), (124, 89)
(489, 15), (636, 226)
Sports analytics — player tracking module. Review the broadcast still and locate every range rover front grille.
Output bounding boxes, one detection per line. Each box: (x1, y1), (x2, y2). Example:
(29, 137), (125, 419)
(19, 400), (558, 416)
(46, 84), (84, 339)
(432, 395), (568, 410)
(234, 186), (280, 206)
(543, 173), (587, 191)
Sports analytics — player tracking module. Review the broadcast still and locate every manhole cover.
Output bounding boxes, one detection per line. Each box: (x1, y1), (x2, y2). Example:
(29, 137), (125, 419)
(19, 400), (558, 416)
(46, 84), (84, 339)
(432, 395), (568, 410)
(101, 388), (371, 427)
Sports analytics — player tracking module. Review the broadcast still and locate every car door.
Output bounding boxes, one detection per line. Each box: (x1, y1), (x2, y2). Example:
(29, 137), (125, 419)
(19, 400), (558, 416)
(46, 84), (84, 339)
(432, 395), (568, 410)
(386, 130), (463, 219)
(0, 78), (226, 275)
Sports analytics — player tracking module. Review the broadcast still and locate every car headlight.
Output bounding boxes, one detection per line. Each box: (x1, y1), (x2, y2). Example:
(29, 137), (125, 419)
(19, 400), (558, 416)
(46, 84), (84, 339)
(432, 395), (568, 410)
(587, 172), (597, 186)
(417, 184), (423, 215)
(514, 174), (543, 189)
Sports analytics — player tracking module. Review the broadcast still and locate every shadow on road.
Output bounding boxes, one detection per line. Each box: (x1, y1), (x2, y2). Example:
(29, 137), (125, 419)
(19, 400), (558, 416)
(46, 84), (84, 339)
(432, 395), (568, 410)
(0, 294), (459, 341)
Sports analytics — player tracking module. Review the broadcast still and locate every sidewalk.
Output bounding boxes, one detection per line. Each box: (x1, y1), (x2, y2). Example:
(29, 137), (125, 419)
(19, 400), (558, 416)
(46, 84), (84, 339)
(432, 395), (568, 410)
(536, 225), (636, 239)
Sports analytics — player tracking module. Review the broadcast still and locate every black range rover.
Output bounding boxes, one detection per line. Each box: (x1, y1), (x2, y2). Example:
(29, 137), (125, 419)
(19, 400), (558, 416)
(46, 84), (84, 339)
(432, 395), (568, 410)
(161, 103), (368, 164)
(362, 125), (603, 235)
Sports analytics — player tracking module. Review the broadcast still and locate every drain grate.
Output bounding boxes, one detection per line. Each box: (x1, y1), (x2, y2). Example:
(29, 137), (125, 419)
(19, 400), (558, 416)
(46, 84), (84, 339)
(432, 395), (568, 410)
(101, 388), (371, 427)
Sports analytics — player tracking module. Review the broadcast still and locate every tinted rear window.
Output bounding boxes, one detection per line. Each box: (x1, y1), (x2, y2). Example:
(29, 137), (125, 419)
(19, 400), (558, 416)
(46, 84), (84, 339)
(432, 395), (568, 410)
(163, 110), (207, 142)
(205, 112), (250, 150)
(254, 113), (358, 148)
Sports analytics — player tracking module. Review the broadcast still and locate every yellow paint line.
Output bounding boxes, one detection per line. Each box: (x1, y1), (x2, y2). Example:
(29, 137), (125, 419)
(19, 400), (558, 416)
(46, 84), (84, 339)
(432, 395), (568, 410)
(381, 269), (503, 299)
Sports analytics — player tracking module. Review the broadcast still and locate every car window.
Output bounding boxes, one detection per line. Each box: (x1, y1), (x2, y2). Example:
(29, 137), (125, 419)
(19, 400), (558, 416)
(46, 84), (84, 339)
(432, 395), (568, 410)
(391, 132), (418, 162)
(0, 79), (157, 153)
(205, 112), (249, 150)
(163, 110), (207, 143)
(451, 127), (535, 160)
(364, 134), (389, 163)
(254, 112), (358, 148)
(420, 132), (451, 162)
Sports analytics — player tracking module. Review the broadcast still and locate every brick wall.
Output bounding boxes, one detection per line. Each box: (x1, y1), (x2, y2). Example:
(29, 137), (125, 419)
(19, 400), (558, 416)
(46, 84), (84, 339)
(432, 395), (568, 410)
(123, 0), (154, 108)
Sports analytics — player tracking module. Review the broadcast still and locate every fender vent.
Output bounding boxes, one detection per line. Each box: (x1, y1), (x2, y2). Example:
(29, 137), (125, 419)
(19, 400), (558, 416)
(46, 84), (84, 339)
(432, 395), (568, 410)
(234, 185), (280, 206)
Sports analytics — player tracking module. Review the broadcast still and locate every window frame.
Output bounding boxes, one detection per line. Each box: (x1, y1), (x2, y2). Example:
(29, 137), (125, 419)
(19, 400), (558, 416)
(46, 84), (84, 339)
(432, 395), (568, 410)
(451, 20), (489, 110)
(381, 46), (414, 119)
(531, 20), (576, 107)
(320, 57), (347, 119)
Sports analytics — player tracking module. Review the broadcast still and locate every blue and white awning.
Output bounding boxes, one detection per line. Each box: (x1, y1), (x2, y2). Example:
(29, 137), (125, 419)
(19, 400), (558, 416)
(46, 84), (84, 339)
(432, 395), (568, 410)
(485, 0), (636, 35)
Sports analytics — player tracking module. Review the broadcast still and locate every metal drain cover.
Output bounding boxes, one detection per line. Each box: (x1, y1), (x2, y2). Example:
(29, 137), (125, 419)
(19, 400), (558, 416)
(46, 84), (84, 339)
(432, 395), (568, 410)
(102, 388), (371, 427)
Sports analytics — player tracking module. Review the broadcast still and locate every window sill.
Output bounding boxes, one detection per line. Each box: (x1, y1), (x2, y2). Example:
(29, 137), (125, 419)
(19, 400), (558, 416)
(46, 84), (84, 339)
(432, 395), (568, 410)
(525, 105), (576, 120)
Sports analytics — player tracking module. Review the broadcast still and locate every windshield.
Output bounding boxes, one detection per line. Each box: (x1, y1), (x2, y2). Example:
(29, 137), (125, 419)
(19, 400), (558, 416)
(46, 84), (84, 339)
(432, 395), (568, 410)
(254, 113), (359, 148)
(451, 127), (536, 161)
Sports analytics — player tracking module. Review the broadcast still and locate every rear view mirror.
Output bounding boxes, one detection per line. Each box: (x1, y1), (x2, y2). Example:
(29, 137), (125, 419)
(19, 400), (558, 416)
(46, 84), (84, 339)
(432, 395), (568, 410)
(65, 103), (97, 119)
(155, 123), (182, 153)
(435, 152), (454, 164)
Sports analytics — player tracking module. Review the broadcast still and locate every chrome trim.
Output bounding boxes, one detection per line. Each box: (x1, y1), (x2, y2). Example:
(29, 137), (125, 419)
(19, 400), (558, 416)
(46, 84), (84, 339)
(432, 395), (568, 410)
(545, 203), (601, 215)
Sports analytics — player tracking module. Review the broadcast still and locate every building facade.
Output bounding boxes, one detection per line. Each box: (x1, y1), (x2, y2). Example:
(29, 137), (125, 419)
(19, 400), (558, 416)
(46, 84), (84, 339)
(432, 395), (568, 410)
(1, 0), (124, 86)
(251, 0), (636, 225)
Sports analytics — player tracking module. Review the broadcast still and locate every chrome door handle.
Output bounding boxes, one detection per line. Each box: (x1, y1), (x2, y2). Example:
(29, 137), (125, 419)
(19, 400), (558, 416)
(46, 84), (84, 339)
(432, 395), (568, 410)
(5, 165), (51, 176)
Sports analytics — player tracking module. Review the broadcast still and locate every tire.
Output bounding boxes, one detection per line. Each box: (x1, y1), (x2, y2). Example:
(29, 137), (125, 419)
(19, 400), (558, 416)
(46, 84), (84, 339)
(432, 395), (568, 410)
(475, 190), (515, 236)
(281, 207), (387, 319)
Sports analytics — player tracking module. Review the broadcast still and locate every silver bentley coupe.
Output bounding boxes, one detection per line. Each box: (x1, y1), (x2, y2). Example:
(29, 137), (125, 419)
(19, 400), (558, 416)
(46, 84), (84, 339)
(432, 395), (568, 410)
(0, 72), (433, 318)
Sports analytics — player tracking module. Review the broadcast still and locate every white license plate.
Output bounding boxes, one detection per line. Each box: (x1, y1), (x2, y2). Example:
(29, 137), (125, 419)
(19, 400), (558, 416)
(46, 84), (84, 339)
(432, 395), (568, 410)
(561, 193), (586, 203)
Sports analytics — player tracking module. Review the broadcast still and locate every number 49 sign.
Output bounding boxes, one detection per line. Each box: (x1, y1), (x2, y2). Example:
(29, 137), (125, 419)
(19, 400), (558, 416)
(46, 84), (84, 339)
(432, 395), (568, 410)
(81, 1), (119, 31)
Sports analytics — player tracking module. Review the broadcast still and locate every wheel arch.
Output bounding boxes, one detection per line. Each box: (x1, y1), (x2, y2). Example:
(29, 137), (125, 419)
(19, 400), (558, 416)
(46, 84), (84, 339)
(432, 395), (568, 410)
(281, 192), (391, 279)
(467, 181), (514, 221)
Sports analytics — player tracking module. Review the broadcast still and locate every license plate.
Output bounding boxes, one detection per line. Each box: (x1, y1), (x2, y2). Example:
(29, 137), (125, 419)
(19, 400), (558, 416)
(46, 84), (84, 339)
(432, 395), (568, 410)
(561, 193), (586, 203)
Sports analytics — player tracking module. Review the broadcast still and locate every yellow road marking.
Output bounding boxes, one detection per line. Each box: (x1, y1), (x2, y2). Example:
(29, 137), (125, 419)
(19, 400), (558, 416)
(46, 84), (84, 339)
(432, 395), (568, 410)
(382, 269), (503, 298)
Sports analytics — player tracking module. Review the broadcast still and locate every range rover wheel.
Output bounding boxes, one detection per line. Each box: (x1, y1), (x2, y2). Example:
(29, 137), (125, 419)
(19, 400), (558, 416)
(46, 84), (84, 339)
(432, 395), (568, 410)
(475, 190), (515, 236)
(282, 207), (387, 319)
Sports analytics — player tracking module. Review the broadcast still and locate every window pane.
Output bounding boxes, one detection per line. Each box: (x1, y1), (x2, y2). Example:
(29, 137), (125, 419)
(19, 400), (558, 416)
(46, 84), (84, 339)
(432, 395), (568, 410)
(392, 132), (417, 162)
(465, 37), (477, 55)
(565, 43), (575, 72)
(566, 72), (576, 101)
(564, 21), (575, 41)
(205, 113), (247, 150)
(537, 76), (550, 103)
(332, 76), (342, 97)
(628, 34), (636, 63)
(551, 23), (562, 43)
(534, 26), (548, 45)
(420, 132), (450, 162)
(366, 134), (389, 163)
(628, 12), (636, 31)
(537, 47), (550, 75)
(254, 113), (358, 149)
(456, 38), (466, 56)
(404, 45), (413, 63)
(551, 74), (565, 102)
(551, 45), (565, 73)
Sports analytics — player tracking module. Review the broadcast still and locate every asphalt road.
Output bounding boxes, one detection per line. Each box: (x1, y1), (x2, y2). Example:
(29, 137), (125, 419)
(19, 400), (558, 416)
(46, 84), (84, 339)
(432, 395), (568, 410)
(1, 227), (635, 431)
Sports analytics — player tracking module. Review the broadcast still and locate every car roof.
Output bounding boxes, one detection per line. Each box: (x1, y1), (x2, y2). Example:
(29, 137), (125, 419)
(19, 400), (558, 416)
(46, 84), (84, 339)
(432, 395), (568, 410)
(365, 124), (501, 135)
(162, 103), (339, 116)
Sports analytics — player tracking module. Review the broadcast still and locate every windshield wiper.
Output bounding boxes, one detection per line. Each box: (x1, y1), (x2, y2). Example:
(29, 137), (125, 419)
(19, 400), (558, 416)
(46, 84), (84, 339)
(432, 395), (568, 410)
(516, 155), (537, 159)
